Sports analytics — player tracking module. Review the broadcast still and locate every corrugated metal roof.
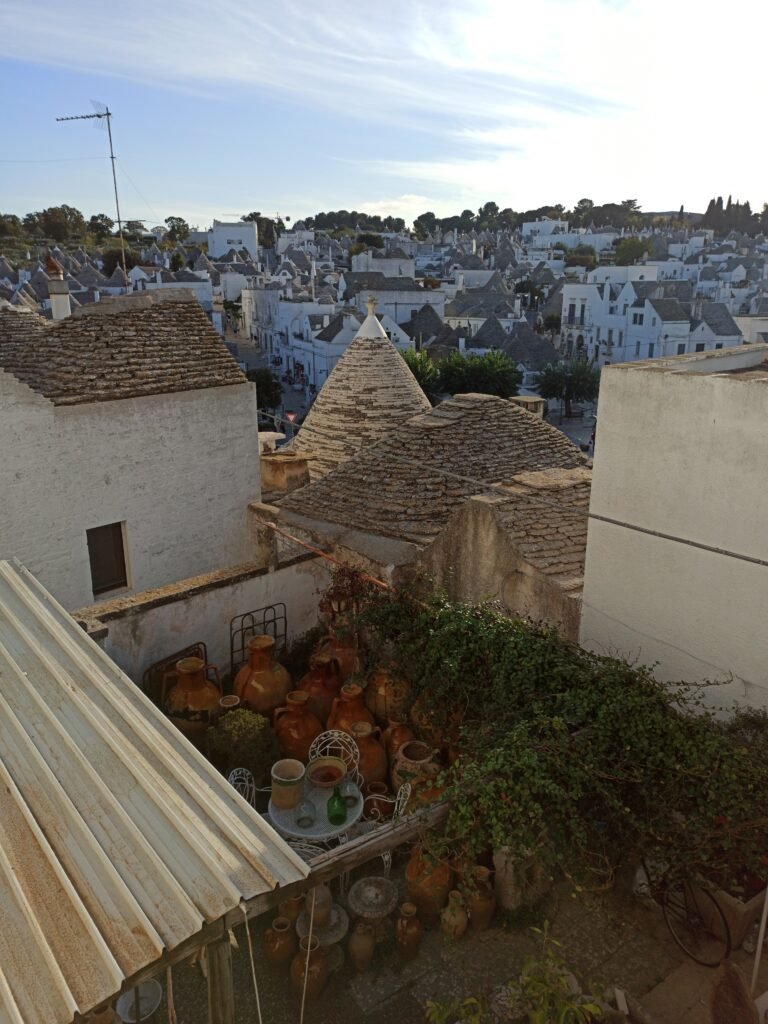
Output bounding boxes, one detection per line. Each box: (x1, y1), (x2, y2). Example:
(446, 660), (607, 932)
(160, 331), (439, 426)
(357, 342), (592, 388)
(0, 559), (308, 1024)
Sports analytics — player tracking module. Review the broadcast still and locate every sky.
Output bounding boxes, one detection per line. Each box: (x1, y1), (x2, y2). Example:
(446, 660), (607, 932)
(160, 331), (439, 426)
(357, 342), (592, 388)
(0, 0), (765, 230)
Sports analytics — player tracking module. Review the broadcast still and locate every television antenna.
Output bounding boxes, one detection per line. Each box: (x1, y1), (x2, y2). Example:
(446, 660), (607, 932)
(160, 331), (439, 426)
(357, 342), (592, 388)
(56, 102), (126, 273)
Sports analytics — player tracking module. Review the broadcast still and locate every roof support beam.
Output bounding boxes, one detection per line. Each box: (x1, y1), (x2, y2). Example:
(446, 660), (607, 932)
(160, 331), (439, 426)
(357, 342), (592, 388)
(206, 937), (235, 1024)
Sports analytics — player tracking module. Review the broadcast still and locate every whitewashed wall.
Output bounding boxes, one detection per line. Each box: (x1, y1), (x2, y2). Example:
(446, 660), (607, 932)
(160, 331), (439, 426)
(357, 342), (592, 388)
(97, 556), (329, 683)
(0, 375), (261, 609)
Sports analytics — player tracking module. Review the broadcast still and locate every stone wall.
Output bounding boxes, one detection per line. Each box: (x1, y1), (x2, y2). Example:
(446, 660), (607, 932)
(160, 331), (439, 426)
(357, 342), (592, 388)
(0, 376), (261, 609)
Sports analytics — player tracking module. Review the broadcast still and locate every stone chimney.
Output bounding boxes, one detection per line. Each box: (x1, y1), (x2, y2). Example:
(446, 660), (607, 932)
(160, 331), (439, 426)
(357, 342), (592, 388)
(46, 254), (71, 320)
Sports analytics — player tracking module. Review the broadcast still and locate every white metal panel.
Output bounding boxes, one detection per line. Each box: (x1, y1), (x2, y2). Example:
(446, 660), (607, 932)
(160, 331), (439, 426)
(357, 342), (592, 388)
(0, 560), (308, 1024)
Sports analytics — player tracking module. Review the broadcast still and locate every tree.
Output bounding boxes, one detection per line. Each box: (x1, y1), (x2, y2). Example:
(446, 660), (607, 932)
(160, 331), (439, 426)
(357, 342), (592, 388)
(0, 213), (22, 237)
(401, 350), (439, 402)
(246, 367), (282, 410)
(36, 205), (85, 242)
(101, 248), (139, 277)
(164, 216), (190, 243)
(438, 350), (521, 399)
(355, 232), (384, 249)
(614, 236), (648, 266)
(88, 213), (114, 241)
(565, 244), (597, 271)
(242, 211), (283, 249)
(170, 252), (185, 272)
(413, 211), (439, 239)
(538, 360), (600, 417)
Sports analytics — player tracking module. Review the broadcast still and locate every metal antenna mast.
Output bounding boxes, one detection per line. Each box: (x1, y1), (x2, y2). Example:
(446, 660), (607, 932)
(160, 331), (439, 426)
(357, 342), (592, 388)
(56, 106), (126, 273)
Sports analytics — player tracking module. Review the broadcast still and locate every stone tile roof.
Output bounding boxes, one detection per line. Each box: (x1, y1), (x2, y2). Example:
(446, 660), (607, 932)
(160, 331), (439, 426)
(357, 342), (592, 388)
(446, 293), (518, 318)
(281, 393), (585, 545)
(0, 292), (245, 406)
(288, 312), (431, 479)
(399, 303), (444, 341)
(501, 324), (559, 369)
(470, 314), (510, 347)
(342, 272), (422, 297)
(649, 298), (689, 322)
(491, 468), (591, 594)
(695, 302), (741, 336)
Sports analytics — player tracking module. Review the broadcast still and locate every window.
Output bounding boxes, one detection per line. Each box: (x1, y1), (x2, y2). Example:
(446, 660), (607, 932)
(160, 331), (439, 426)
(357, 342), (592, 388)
(607, 328), (613, 343)
(635, 341), (640, 357)
(651, 317), (656, 327)
(648, 343), (655, 358)
(567, 303), (576, 325)
(677, 343), (686, 355)
(579, 304), (586, 325)
(715, 343), (723, 349)
(695, 343), (705, 352)
(623, 304), (628, 315)
(632, 313), (644, 326)
(595, 327), (601, 342)
(618, 331), (623, 344)
(86, 522), (128, 595)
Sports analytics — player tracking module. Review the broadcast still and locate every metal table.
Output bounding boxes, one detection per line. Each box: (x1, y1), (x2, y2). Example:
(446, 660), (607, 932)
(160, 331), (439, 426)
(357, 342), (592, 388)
(268, 783), (363, 841)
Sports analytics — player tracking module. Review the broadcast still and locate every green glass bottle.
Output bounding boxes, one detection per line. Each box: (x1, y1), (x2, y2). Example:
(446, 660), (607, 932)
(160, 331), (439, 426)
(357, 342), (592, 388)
(327, 785), (347, 826)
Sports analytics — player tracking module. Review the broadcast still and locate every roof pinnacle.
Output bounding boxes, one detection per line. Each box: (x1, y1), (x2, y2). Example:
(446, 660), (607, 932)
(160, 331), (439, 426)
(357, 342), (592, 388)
(366, 294), (377, 317)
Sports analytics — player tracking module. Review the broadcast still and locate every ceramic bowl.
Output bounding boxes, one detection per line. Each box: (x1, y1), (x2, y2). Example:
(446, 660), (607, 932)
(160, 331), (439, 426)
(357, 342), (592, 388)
(306, 756), (347, 788)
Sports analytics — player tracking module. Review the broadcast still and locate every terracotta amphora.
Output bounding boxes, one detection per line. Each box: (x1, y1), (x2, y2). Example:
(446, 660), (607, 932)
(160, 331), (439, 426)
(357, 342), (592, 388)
(382, 719), (415, 761)
(395, 902), (423, 961)
(289, 935), (328, 1001)
(278, 895), (303, 924)
(297, 652), (341, 725)
(315, 628), (359, 683)
(326, 683), (374, 736)
(262, 916), (297, 971)
(405, 846), (453, 926)
(441, 890), (469, 940)
(391, 739), (436, 792)
(350, 721), (388, 787)
(468, 866), (496, 932)
(365, 667), (411, 726)
(163, 657), (222, 740)
(273, 691), (323, 763)
(348, 921), (376, 972)
(234, 635), (291, 717)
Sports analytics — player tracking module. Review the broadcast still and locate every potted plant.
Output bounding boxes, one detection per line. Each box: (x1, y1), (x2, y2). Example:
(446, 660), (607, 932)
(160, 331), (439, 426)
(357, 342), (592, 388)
(207, 708), (279, 789)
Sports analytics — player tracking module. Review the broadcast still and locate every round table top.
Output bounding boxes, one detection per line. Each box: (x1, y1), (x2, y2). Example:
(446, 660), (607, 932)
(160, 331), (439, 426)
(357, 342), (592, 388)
(347, 876), (400, 920)
(268, 782), (363, 840)
(296, 903), (349, 947)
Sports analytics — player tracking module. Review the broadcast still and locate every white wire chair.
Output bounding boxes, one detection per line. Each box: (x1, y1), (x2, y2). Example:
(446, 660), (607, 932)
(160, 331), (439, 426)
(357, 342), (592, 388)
(308, 729), (364, 789)
(227, 767), (257, 808)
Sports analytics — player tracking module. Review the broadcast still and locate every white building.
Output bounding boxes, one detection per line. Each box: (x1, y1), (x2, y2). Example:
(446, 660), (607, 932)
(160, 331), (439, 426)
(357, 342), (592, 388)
(0, 292), (260, 609)
(350, 250), (416, 278)
(207, 219), (259, 259)
(580, 344), (768, 709)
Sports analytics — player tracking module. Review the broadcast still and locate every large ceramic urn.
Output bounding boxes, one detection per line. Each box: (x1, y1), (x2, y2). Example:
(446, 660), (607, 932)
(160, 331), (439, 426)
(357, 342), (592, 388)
(297, 652), (341, 725)
(365, 667), (410, 726)
(326, 683), (374, 736)
(234, 635), (291, 717)
(273, 691), (323, 763)
(289, 935), (328, 1001)
(405, 846), (453, 926)
(349, 721), (388, 787)
(163, 657), (221, 739)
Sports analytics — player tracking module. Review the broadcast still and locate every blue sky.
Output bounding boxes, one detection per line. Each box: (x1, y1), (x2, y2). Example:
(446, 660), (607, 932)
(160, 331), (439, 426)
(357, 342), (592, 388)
(1, 0), (765, 229)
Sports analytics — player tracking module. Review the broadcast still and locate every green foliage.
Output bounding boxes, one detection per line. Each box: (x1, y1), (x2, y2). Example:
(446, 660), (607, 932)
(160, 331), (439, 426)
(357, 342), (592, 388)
(246, 367), (282, 409)
(564, 245), (597, 271)
(505, 926), (603, 1023)
(355, 232), (384, 249)
(241, 212), (284, 249)
(164, 215), (190, 243)
(438, 350), (522, 398)
(614, 236), (647, 266)
(543, 313), (561, 332)
(401, 349), (440, 401)
(425, 996), (488, 1024)
(101, 248), (140, 277)
(206, 709), (278, 786)
(170, 252), (185, 272)
(88, 213), (114, 241)
(0, 213), (22, 237)
(354, 588), (768, 887)
(538, 360), (599, 417)
(23, 205), (86, 242)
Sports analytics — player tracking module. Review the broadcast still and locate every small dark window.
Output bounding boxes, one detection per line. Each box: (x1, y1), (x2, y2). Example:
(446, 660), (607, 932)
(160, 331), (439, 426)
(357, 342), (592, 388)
(677, 343), (686, 355)
(87, 522), (128, 595)
(695, 343), (705, 353)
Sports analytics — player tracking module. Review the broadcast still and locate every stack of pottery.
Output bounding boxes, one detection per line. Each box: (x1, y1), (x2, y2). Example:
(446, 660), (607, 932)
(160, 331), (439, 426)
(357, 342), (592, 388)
(395, 902), (423, 960)
(163, 657), (222, 740)
(297, 651), (341, 725)
(467, 866), (496, 932)
(405, 846), (453, 926)
(391, 739), (436, 791)
(262, 916), (297, 971)
(327, 683), (374, 735)
(273, 691), (323, 763)
(349, 721), (388, 787)
(441, 891), (469, 940)
(289, 935), (328, 1001)
(234, 635), (291, 716)
(365, 668), (410, 726)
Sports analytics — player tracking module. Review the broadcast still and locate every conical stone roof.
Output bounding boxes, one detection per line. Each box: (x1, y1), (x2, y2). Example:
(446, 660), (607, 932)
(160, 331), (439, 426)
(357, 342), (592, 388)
(289, 304), (431, 480)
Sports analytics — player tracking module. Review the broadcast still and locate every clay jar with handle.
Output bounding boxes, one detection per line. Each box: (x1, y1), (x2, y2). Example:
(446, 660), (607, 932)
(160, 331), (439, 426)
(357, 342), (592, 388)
(405, 846), (453, 926)
(297, 652), (341, 726)
(278, 895), (303, 925)
(395, 902), (423, 961)
(441, 890), (469, 940)
(467, 866), (496, 932)
(262, 915), (297, 971)
(289, 935), (328, 1001)
(391, 739), (436, 792)
(234, 635), (291, 717)
(326, 683), (374, 736)
(364, 667), (411, 727)
(350, 721), (388, 787)
(348, 921), (376, 972)
(273, 691), (323, 763)
(382, 719), (415, 761)
(363, 780), (392, 822)
(163, 657), (222, 740)
(315, 627), (359, 684)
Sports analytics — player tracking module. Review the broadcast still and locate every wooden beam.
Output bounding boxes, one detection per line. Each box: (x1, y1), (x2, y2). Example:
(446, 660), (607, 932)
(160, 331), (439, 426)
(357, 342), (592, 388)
(207, 937), (235, 1024)
(223, 801), (449, 929)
